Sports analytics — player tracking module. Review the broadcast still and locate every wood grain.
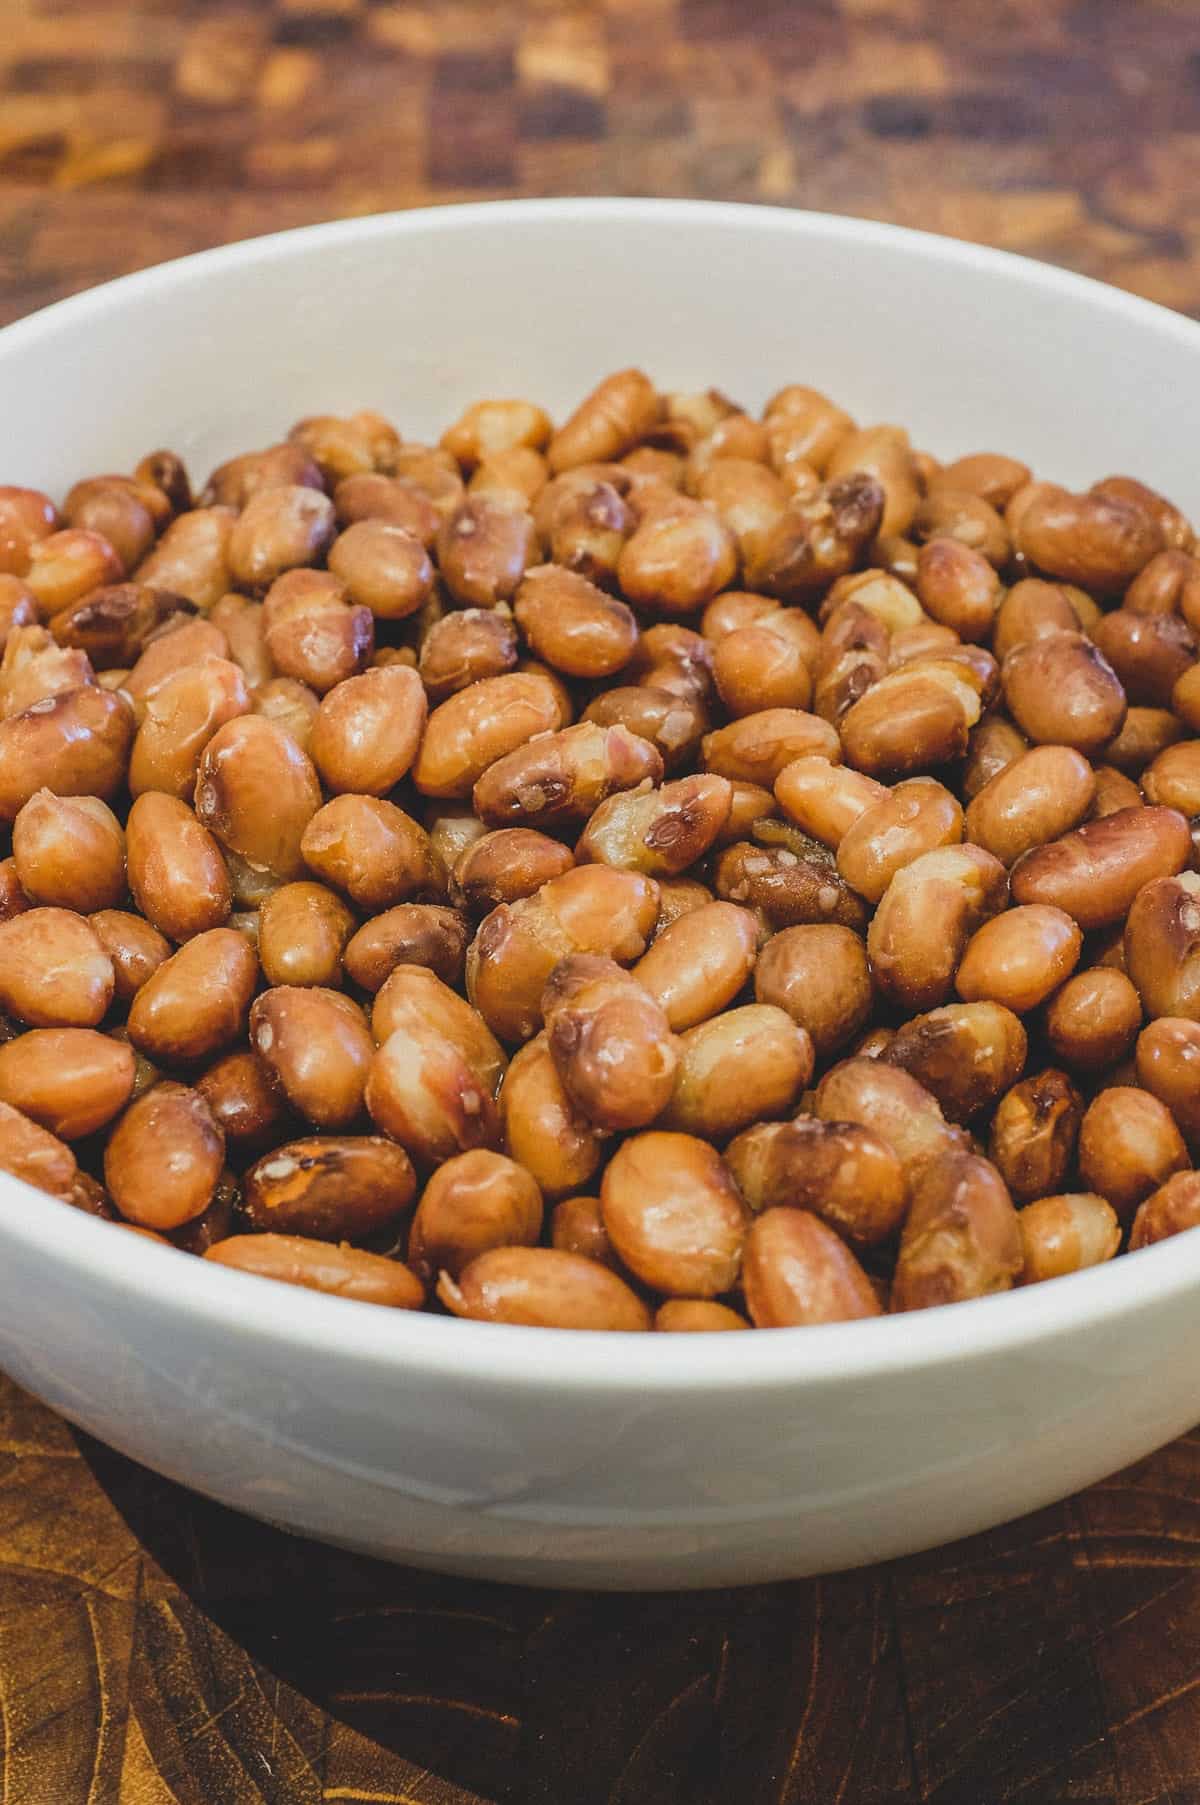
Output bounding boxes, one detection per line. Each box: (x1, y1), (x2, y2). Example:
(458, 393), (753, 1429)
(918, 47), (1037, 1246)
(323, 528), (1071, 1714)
(4, 1), (1200, 1799)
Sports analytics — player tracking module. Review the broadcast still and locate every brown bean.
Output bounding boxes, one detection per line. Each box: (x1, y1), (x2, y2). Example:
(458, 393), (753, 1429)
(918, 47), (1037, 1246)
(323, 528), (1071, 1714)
(1078, 1086), (1189, 1224)
(743, 474), (885, 602)
(257, 882), (356, 988)
(370, 966), (505, 1095)
(132, 507), (233, 609)
(407, 1149), (542, 1281)
(512, 564), (637, 679)
(442, 398), (552, 472)
(840, 654), (981, 776)
(287, 410), (401, 482)
(616, 497), (737, 615)
(300, 796), (440, 912)
(988, 1068), (1083, 1205)
(622, 904), (754, 1037)
(207, 1233), (423, 1308)
(435, 498), (536, 609)
(324, 519), (434, 620)
(1141, 742), (1200, 818)
(0, 625), (94, 721)
(249, 987), (372, 1130)
(0, 908), (113, 1027)
(439, 1245), (648, 1330)
(660, 1004), (812, 1140)
(123, 792), (231, 943)
(713, 839), (867, 932)
(1127, 547), (1200, 621)
(726, 1117), (907, 1247)
(912, 489), (1011, 567)
(473, 721), (662, 830)
(574, 772), (730, 877)
(447, 832), (571, 918)
(127, 928), (257, 1063)
(655, 1300), (749, 1331)
(881, 999), (1026, 1123)
(467, 865), (658, 1044)
(63, 476), (158, 571)
(929, 452), (1032, 510)
(498, 1032), (604, 1199)
(1001, 632), (1127, 755)
(366, 1022), (501, 1165)
(912, 537), (1000, 641)
(955, 905), (1081, 1013)
(0, 1028), (134, 1138)
(23, 527), (124, 616)
(1136, 1017), (1200, 1142)
(962, 715), (1029, 801)
(257, 568), (372, 695)
(196, 1048), (290, 1151)
(892, 1152), (1022, 1310)
(748, 922), (869, 1059)
(247, 679), (317, 758)
(50, 582), (181, 671)
(201, 443), (324, 510)
(414, 671), (565, 799)
(600, 1130), (744, 1296)
(1010, 805), (1190, 930)
(581, 685), (707, 775)
(701, 710), (838, 790)
(244, 1135), (416, 1242)
(418, 609), (518, 702)
(105, 1083), (224, 1229)
(1123, 870), (1200, 1020)
(550, 1194), (619, 1268)
(1019, 1193), (1121, 1283)
(90, 910), (170, 1001)
(742, 1208), (881, 1327)
(0, 486), (59, 575)
(1093, 609), (1197, 710)
(194, 714), (321, 882)
(134, 450), (190, 516)
(763, 384), (854, 473)
(333, 472), (439, 545)
(128, 655), (251, 802)
(1130, 1171), (1200, 1248)
(815, 1058), (966, 1182)
(0, 1098), (81, 1200)
(825, 423), (919, 536)
(868, 844), (1007, 1011)
(225, 484), (335, 593)
(772, 757), (883, 849)
(122, 619), (228, 718)
(1013, 483), (1163, 591)
(1045, 968), (1143, 1072)
(961, 746), (1094, 870)
(307, 663), (427, 798)
(0, 859), (29, 924)
(836, 777), (964, 903)
(546, 369), (660, 473)
(0, 684), (134, 823)
(12, 791), (125, 912)
(693, 459), (789, 565)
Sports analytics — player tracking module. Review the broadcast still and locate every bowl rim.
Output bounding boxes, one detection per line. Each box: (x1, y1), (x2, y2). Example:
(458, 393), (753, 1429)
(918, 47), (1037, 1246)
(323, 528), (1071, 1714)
(3, 194), (1199, 1394)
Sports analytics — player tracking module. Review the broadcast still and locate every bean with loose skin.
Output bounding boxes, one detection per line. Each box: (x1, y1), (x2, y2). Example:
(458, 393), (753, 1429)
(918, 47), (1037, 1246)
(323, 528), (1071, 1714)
(884, 1001), (1027, 1122)
(892, 1152), (1023, 1310)
(726, 1117), (907, 1247)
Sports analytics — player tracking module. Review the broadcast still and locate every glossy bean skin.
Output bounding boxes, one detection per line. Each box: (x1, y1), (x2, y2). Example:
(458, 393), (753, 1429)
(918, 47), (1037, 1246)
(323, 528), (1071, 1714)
(418, 610), (518, 703)
(914, 537), (1000, 641)
(838, 660), (981, 779)
(632, 901), (758, 1031)
(134, 507), (233, 609)
(0, 685), (135, 822)
(1002, 633), (1127, 755)
(742, 1209), (882, 1327)
(752, 923), (871, 1059)
(473, 721), (663, 830)
(868, 844), (1008, 1012)
(498, 1033), (605, 1200)
(125, 794), (231, 943)
(1011, 806), (1190, 931)
(327, 520), (433, 619)
(892, 1153), (1023, 1310)
(309, 663), (427, 796)
(1130, 1171), (1200, 1249)
(415, 671), (566, 799)
(105, 1083), (225, 1229)
(301, 796), (440, 912)
(366, 1025), (501, 1166)
(0, 908), (114, 1027)
(655, 1300), (749, 1331)
(1046, 968), (1143, 1072)
(964, 747), (1096, 868)
(1018, 1193), (1121, 1283)
(743, 475), (885, 603)
(1012, 483), (1163, 591)
(601, 1131), (745, 1297)
(50, 582), (185, 670)
(90, 910), (170, 1001)
(0, 1097), (82, 1200)
(988, 1068), (1083, 1205)
(513, 565), (637, 678)
(542, 955), (678, 1131)
(836, 777), (964, 904)
(251, 987), (374, 1130)
(661, 1004), (813, 1141)
(774, 756), (884, 847)
(194, 715), (322, 882)
(702, 709), (840, 788)
(955, 905), (1081, 1013)
(371, 966), (506, 1097)
(451, 830), (575, 913)
(207, 1234), (424, 1309)
(467, 866), (659, 1044)
(713, 841), (867, 933)
(884, 1001), (1027, 1123)
(1078, 1087), (1190, 1224)
(12, 791), (125, 912)
(550, 1194), (619, 1269)
(815, 1058), (967, 1182)
(407, 1148), (543, 1281)
(197, 1047), (292, 1152)
(547, 368), (660, 474)
(258, 882), (357, 988)
(726, 1117), (907, 1247)
(439, 1246), (650, 1330)
(243, 1135), (416, 1241)
(127, 928), (258, 1063)
(1124, 872), (1200, 1021)
(1136, 1018), (1200, 1142)
(0, 1029), (134, 1139)
(575, 772), (731, 875)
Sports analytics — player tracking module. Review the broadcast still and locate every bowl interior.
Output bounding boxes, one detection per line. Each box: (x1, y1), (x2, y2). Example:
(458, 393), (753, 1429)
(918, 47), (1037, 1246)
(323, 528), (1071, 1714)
(0, 197), (1198, 1387)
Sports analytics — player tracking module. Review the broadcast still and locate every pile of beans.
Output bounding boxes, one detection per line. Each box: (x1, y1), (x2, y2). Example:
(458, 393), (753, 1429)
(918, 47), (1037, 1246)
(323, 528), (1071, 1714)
(1, 371), (1199, 1332)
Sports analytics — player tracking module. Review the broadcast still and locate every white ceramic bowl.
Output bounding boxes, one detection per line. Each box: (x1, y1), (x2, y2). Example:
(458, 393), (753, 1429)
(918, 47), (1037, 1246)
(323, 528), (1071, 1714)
(1, 199), (1198, 1591)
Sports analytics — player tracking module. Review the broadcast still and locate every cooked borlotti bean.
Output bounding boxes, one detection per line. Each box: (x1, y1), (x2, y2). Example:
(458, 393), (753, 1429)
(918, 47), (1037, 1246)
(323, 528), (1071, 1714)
(1, 375), (1198, 1332)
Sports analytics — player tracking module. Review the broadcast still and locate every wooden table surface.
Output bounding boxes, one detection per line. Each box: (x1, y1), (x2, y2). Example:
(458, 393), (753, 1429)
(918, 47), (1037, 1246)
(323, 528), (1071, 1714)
(4, 1), (1200, 1800)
